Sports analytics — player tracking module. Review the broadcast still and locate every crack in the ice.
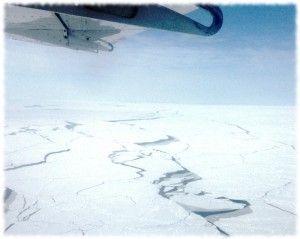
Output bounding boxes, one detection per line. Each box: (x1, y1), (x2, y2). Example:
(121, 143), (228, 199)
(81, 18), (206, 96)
(210, 221), (230, 236)
(71, 221), (85, 235)
(225, 123), (250, 134)
(262, 181), (292, 198)
(36, 133), (55, 143)
(125, 195), (137, 206)
(65, 136), (81, 146)
(17, 199), (38, 217)
(240, 146), (280, 162)
(65, 121), (82, 130)
(69, 221), (105, 235)
(277, 141), (295, 150)
(211, 120), (257, 140)
(21, 208), (41, 221)
(108, 145), (146, 180)
(226, 122), (257, 140)
(250, 146), (280, 154)
(76, 182), (105, 195)
(135, 135), (187, 170)
(8, 127), (38, 136)
(8, 126), (56, 144)
(261, 181), (296, 216)
(4, 223), (15, 232)
(183, 144), (190, 151)
(194, 197), (251, 220)
(191, 197), (251, 236)
(16, 197), (40, 222)
(136, 135), (179, 146)
(195, 191), (210, 196)
(264, 202), (296, 216)
(21, 195), (26, 209)
(153, 170), (201, 193)
(5, 149), (71, 171)
(45, 149), (70, 161)
(77, 131), (94, 137)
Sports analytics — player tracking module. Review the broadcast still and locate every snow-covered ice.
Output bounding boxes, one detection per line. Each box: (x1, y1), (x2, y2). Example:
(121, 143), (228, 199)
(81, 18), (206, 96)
(3, 100), (296, 235)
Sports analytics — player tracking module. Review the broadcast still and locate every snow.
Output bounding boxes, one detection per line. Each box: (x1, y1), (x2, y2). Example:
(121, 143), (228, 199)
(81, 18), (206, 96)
(3, 100), (296, 235)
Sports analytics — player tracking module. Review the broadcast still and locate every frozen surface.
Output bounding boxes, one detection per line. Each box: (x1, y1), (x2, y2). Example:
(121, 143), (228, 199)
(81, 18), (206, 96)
(3, 100), (296, 235)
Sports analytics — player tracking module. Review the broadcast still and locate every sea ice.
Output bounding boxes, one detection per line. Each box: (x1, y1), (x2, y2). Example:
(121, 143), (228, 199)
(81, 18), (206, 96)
(3, 100), (296, 235)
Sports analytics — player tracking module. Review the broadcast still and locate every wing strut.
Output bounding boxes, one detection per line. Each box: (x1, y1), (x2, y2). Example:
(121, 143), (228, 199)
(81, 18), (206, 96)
(54, 13), (69, 40)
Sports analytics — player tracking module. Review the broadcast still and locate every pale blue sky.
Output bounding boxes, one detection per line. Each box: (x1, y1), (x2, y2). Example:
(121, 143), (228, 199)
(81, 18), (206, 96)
(4, 5), (296, 105)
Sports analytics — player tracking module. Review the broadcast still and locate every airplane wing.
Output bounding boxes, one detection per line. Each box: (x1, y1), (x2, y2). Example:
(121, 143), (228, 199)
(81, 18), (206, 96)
(5, 4), (223, 53)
